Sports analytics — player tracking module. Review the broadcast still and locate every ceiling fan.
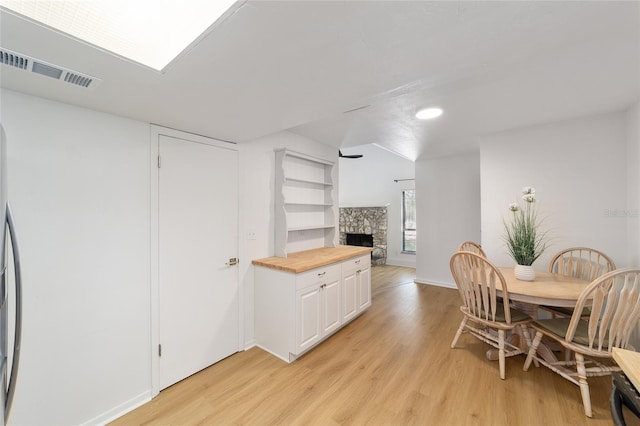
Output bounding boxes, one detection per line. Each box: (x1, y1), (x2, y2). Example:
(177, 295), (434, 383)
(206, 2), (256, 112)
(339, 150), (363, 159)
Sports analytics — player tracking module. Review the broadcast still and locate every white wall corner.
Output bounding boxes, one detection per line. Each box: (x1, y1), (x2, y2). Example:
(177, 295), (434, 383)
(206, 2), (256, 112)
(415, 152), (481, 284)
(627, 102), (640, 266)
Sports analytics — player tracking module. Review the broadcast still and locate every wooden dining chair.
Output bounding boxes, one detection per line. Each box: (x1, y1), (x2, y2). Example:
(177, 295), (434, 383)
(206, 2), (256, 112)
(457, 241), (487, 258)
(541, 247), (616, 317)
(450, 251), (533, 379)
(523, 268), (640, 417)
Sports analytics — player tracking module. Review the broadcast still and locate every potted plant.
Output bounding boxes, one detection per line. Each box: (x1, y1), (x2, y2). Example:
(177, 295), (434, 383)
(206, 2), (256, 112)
(504, 187), (548, 281)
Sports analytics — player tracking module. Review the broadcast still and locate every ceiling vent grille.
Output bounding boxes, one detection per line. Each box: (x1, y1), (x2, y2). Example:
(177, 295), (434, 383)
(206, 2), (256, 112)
(0, 47), (101, 89)
(63, 72), (93, 88)
(0, 49), (29, 70)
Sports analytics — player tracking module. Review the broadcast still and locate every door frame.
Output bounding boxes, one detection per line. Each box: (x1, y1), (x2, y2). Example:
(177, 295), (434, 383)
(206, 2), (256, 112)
(149, 125), (242, 397)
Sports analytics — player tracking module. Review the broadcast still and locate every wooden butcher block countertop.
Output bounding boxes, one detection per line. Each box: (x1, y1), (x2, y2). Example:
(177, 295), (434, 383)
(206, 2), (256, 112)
(613, 348), (640, 392)
(252, 246), (372, 273)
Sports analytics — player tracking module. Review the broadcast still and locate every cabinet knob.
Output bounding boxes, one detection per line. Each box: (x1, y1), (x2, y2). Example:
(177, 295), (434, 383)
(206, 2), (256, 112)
(355, 259), (361, 264)
(317, 272), (326, 277)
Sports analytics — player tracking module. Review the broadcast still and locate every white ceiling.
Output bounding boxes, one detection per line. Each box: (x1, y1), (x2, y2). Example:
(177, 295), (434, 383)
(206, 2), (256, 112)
(1, 1), (638, 161)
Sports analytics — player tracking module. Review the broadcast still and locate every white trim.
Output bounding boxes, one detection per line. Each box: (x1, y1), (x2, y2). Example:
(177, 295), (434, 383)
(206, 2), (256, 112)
(149, 124), (241, 398)
(414, 278), (456, 290)
(371, 143), (415, 162)
(275, 148), (334, 166)
(81, 390), (152, 426)
(384, 257), (416, 268)
(149, 126), (159, 398)
(255, 344), (291, 364)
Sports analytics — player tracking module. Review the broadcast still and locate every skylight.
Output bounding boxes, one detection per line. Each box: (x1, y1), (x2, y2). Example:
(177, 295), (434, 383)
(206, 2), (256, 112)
(0, 0), (239, 71)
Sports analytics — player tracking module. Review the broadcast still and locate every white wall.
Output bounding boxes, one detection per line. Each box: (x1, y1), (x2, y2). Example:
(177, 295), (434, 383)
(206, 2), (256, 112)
(480, 111), (629, 269)
(1, 90), (151, 425)
(627, 102), (640, 266)
(3, 82), (633, 426)
(238, 131), (336, 348)
(338, 145), (415, 267)
(0, 89), (337, 424)
(415, 152), (481, 286)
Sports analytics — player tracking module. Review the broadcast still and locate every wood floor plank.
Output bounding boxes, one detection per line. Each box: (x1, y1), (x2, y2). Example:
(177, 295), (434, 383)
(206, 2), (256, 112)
(112, 265), (638, 425)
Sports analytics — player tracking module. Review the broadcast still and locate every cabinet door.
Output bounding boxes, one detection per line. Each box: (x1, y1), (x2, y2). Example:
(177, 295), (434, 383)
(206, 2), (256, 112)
(342, 269), (358, 322)
(322, 278), (341, 335)
(357, 266), (372, 312)
(296, 286), (321, 353)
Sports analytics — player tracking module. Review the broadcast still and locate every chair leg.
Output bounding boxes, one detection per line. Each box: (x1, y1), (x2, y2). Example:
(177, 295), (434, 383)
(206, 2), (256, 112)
(564, 348), (572, 362)
(519, 324), (539, 367)
(523, 331), (543, 371)
(499, 329), (505, 380)
(451, 316), (468, 349)
(575, 353), (593, 417)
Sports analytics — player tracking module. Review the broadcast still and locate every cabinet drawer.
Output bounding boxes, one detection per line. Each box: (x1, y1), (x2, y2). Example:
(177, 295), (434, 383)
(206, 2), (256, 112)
(342, 254), (371, 274)
(296, 264), (341, 290)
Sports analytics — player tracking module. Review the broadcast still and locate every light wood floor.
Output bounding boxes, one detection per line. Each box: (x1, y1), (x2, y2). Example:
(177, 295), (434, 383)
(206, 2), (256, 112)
(112, 265), (636, 425)
(370, 264), (417, 295)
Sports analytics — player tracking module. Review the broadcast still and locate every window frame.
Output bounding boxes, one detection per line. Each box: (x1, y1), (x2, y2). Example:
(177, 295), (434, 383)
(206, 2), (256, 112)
(401, 189), (416, 254)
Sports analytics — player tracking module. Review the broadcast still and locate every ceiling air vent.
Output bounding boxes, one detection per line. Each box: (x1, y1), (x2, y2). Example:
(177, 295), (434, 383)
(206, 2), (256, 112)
(0, 47), (101, 89)
(0, 48), (29, 70)
(63, 71), (94, 88)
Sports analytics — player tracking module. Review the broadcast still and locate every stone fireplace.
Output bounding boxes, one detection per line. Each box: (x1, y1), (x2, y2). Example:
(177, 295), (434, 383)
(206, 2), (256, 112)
(339, 207), (387, 265)
(345, 233), (373, 248)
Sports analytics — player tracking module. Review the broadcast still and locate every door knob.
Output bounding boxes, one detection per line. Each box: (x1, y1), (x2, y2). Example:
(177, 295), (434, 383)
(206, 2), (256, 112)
(225, 257), (239, 266)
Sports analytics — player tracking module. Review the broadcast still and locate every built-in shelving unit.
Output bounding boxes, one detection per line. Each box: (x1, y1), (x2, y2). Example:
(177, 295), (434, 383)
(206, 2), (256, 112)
(275, 149), (336, 257)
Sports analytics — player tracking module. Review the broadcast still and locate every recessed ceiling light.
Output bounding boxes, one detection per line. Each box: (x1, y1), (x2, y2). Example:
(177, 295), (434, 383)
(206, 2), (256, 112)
(415, 107), (443, 120)
(0, 0), (239, 71)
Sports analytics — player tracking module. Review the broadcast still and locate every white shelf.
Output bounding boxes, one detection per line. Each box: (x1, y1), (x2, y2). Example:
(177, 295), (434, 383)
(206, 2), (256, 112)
(284, 202), (333, 207)
(284, 176), (333, 187)
(288, 224), (335, 232)
(275, 149), (336, 257)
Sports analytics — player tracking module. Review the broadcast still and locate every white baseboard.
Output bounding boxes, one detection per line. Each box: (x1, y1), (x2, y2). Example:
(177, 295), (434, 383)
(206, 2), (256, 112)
(414, 277), (456, 290)
(255, 344), (291, 364)
(384, 257), (416, 268)
(82, 390), (152, 426)
(244, 339), (256, 351)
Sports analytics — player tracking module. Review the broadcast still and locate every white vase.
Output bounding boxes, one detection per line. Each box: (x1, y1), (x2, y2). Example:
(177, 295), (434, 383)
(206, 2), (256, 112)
(514, 264), (536, 281)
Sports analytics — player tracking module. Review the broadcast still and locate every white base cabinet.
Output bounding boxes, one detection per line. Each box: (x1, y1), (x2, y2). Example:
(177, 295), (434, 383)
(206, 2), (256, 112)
(342, 255), (371, 322)
(295, 264), (341, 354)
(255, 254), (371, 363)
(357, 265), (372, 311)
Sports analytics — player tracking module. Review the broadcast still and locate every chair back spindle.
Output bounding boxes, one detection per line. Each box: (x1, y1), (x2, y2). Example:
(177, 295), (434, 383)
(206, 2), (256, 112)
(568, 270), (640, 352)
(549, 247), (616, 282)
(451, 251), (511, 324)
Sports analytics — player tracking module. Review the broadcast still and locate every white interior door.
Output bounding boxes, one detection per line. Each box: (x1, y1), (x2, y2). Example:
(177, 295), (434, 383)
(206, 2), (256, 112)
(158, 134), (239, 390)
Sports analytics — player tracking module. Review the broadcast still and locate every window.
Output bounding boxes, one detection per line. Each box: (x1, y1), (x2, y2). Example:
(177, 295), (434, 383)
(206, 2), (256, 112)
(402, 189), (416, 253)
